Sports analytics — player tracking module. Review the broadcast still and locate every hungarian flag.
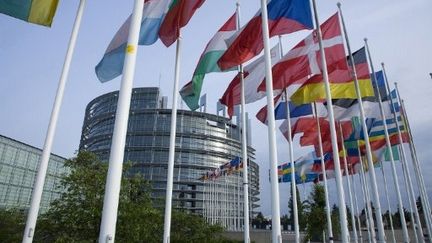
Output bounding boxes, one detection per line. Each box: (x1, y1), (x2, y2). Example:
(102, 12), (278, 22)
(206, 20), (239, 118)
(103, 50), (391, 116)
(0, 0), (59, 26)
(95, 0), (172, 82)
(180, 13), (237, 110)
(217, 0), (313, 71)
(290, 47), (375, 105)
(220, 44), (281, 117)
(158, 0), (205, 47)
(258, 13), (347, 94)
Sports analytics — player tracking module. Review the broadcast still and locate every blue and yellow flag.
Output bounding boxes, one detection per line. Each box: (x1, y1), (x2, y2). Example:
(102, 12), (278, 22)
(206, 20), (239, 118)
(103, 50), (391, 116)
(0, 0), (59, 27)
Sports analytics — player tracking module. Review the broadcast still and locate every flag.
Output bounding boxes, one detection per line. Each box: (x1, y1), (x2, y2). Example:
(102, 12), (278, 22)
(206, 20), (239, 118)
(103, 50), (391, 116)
(180, 13), (237, 110)
(290, 47), (374, 105)
(217, 0), (313, 70)
(158, 0), (205, 47)
(277, 151), (328, 184)
(371, 70), (387, 101)
(220, 44), (281, 117)
(258, 13), (347, 93)
(0, 0), (59, 26)
(95, 0), (172, 82)
(256, 95), (315, 125)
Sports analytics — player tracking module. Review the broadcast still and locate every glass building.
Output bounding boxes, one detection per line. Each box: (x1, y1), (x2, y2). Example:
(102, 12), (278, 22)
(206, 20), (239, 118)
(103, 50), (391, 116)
(0, 135), (67, 212)
(79, 87), (260, 230)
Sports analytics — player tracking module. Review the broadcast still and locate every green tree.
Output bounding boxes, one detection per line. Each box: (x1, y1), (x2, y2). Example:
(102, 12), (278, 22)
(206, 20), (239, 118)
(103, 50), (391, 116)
(331, 204), (341, 239)
(0, 208), (25, 242)
(34, 151), (223, 243)
(303, 184), (326, 242)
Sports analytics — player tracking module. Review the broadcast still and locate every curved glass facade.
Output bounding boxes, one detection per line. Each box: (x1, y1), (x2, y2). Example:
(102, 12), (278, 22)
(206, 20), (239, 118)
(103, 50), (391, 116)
(79, 88), (259, 230)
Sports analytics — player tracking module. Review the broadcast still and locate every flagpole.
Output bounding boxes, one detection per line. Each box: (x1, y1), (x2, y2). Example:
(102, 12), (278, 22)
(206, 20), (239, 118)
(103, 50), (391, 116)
(283, 89), (300, 243)
(378, 161), (397, 243)
(235, 1), (251, 241)
(380, 65), (425, 241)
(338, 122), (359, 243)
(398, 89), (432, 242)
(22, 1), (87, 242)
(313, 102), (334, 243)
(259, 0), (282, 241)
(351, 171), (363, 243)
(162, 29), (183, 243)
(98, 0), (144, 242)
(358, 154), (375, 243)
(311, 0), (349, 241)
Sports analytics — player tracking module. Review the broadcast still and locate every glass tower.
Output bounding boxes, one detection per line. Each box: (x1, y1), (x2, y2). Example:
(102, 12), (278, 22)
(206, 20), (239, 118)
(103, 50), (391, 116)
(79, 87), (260, 230)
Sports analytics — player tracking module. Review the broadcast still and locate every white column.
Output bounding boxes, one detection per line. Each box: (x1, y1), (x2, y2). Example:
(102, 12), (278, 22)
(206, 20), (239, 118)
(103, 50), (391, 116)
(22, 1), (87, 243)
(98, 0), (144, 242)
(258, 0), (282, 241)
(311, 0), (349, 241)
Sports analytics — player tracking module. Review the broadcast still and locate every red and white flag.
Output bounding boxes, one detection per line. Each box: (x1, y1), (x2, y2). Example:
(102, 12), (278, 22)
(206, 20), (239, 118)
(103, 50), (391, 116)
(220, 44), (281, 117)
(258, 13), (347, 93)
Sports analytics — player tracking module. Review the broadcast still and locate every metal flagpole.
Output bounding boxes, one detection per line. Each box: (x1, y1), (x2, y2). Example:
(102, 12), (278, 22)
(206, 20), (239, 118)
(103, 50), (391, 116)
(358, 141), (376, 243)
(278, 34), (300, 243)
(359, 163), (373, 243)
(313, 102), (334, 243)
(98, 0), (144, 242)
(235, 1), (250, 240)
(259, 0), (282, 241)
(380, 63), (425, 242)
(398, 147), (420, 243)
(338, 123), (359, 243)
(365, 38), (409, 242)
(163, 29), (183, 243)
(311, 0), (349, 241)
(398, 90), (432, 242)
(284, 91), (300, 243)
(351, 172), (363, 242)
(357, 140), (376, 242)
(22, 1), (87, 242)
(378, 160), (397, 243)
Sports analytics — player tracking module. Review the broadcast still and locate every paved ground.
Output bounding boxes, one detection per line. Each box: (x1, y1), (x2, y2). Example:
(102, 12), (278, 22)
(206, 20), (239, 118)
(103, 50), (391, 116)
(223, 229), (426, 242)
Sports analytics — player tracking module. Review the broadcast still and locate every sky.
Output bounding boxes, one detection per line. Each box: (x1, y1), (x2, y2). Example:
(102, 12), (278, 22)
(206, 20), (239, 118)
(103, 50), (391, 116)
(1, 0), (432, 217)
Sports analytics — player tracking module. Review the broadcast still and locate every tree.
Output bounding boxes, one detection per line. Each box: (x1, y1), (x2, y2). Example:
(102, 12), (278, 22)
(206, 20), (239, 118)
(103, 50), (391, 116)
(34, 151), (223, 242)
(252, 212), (269, 229)
(0, 208), (25, 242)
(331, 204), (341, 239)
(303, 184), (326, 242)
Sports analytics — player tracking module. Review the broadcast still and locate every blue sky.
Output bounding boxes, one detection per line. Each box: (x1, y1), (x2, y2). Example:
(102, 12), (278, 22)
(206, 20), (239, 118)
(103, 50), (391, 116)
(1, 0), (431, 216)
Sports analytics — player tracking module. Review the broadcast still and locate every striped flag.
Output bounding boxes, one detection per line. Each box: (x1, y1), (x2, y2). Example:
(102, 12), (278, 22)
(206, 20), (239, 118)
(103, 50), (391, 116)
(95, 0), (172, 82)
(180, 13), (237, 110)
(0, 0), (59, 26)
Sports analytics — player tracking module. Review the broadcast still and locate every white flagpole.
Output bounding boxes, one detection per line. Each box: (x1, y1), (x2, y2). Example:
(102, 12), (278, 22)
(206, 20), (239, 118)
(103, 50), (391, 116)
(380, 65), (425, 242)
(364, 38), (407, 242)
(338, 123), (358, 243)
(311, 0), (349, 241)
(258, 0), (282, 241)
(351, 172), (363, 243)
(313, 102), (334, 243)
(398, 90), (432, 242)
(235, 1), (250, 241)
(378, 161), (397, 243)
(358, 158), (374, 243)
(283, 89), (300, 243)
(387, 69), (432, 241)
(22, 1), (87, 242)
(278, 34), (300, 242)
(398, 146), (421, 243)
(163, 30), (183, 243)
(98, 0), (144, 242)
